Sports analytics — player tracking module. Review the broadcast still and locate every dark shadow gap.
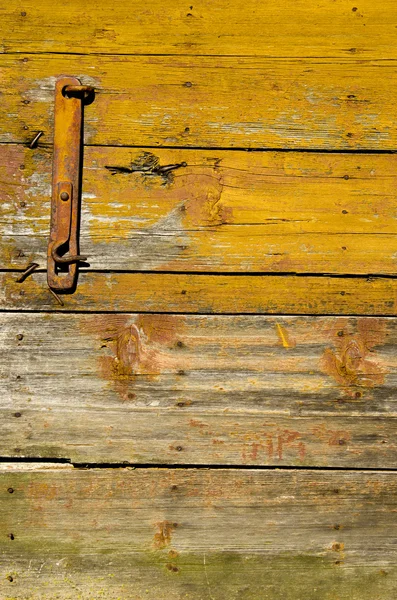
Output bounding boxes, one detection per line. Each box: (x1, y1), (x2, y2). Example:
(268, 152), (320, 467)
(5, 50), (397, 62)
(0, 310), (396, 317)
(4, 269), (397, 279)
(2, 139), (397, 155)
(0, 457), (396, 472)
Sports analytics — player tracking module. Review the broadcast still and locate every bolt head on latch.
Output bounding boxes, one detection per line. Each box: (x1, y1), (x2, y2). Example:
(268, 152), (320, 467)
(60, 191), (70, 201)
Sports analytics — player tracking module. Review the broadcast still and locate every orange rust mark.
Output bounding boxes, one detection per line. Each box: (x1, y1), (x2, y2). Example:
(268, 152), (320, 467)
(153, 521), (177, 550)
(297, 441), (306, 460)
(331, 542), (345, 552)
(276, 323), (296, 349)
(312, 424), (351, 447)
(182, 171), (232, 228)
(241, 429), (306, 463)
(321, 318), (387, 395)
(189, 419), (209, 429)
(277, 429), (301, 460)
(27, 482), (58, 500)
(166, 564), (179, 573)
(250, 442), (261, 460)
(81, 314), (186, 401)
(266, 437), (274, 460)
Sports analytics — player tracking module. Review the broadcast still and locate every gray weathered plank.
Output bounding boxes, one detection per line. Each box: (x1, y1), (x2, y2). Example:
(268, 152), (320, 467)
(2, 144), (397, 273)
(0, 465), (396, 599)
(1, 313), (396, 465)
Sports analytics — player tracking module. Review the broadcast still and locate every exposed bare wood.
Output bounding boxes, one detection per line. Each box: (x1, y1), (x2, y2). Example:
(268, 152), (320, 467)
(0, 466), (396, 599)
(1, 313), (396, 465)
(2, 145), (397, 274)
(1, 55), (397, 149)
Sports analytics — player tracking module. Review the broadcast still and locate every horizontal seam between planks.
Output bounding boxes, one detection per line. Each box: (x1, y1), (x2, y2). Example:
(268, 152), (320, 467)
(2, 140), (397, 155)
(4, 270), (397, 279)
(0, 458), (397, 472)
(5, 51), (397, 60)
(0, 310), (396, 317)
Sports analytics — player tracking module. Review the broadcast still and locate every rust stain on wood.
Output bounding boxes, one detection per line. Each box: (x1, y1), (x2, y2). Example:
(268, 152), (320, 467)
(321, 318), (387, 395)
(81, 314), (187, 401)
(153, 520), (177, 549)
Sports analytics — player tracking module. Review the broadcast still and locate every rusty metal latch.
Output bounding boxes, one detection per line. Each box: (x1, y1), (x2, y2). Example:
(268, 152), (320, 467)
(47, 76), (94, 291)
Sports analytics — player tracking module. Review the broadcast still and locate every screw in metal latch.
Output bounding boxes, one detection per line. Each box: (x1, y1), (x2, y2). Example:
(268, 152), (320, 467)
(60, 191), (69, 201)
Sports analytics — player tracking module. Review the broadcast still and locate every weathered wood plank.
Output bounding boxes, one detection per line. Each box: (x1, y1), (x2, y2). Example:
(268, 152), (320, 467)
(3, 145), (397, 274)
(1, 465), (396, 599)
(2, 0), (397, 59)
(1, 313), (397, 465)
(2, 54), (397, 149)
(1, 271), (397, 314)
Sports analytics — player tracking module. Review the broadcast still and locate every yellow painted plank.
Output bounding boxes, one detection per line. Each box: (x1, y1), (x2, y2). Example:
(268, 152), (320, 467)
(2, 54), (397, 149)
(2, 145), (397, 273)
(2, 271), (396, 314)
(1, 313), (397, 466)
(1, 0), (397, 58)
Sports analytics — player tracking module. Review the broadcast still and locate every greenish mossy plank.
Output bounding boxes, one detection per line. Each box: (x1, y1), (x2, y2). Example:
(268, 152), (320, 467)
(1, 313), (397, 465)
(1, 465), (397, 599)
(2, 54), (397, 149)
(3, 144), (397, 274)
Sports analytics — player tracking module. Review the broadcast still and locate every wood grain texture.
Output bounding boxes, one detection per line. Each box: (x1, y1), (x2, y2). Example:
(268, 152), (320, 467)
(2, 144), (397, 274)
(1, 465), (397, 599)
(2, 0), (397, 59)
(2, 54), (397, 149)
(2, 271), (397, 314)
(1, 313), (396, 465)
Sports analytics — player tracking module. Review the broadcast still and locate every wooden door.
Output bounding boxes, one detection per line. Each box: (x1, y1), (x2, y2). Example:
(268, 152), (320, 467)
(1, 1), (397, 597)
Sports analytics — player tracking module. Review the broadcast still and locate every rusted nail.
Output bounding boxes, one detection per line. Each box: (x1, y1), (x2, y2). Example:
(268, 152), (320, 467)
(48, 287), (64, 307)
(29, 131), (43, 149)
(16, 262), (39, 283)
(16, 334), (24, 341)
(7, 488), (14, 494)
(8, 533), (15, 541)
(157, 162), (187, 174)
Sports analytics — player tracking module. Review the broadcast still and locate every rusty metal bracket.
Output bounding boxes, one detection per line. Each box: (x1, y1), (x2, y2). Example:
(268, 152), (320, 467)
(47, 76), (94, 291)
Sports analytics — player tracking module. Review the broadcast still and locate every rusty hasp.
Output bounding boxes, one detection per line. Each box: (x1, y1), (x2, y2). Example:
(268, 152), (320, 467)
(47, 76), (94, 291)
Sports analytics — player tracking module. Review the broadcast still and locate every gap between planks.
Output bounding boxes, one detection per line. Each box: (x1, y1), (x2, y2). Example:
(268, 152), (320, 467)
(4, 139), (397, 154)
(1, 460), (397, 473)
